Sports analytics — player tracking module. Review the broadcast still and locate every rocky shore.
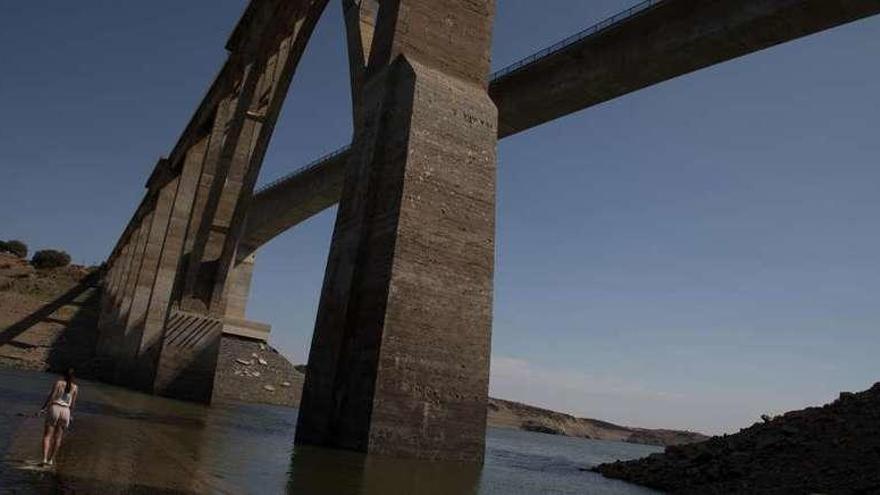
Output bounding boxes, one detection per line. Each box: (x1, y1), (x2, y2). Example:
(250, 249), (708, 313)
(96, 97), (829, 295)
(594, 383), (880, 494)
(211, 335), (304, 407)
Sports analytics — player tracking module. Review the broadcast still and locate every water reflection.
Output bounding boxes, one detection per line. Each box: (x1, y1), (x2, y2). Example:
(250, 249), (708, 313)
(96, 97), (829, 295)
(288, 445), (482, 495)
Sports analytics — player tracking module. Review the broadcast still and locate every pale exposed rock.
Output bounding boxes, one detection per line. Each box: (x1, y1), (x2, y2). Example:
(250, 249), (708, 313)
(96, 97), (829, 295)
(281, 381), (292, 387)
(258, 358), (268, 366)
(235, 358), (252, 366)
(263, 384), (276, 392)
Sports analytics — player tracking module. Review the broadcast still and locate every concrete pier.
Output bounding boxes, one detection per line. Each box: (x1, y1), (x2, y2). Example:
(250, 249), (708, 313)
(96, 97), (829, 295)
(294, 0), (498, 461)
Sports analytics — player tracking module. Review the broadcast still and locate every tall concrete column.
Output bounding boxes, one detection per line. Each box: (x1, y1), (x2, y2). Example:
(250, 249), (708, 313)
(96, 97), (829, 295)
(135, 137), (210, 391)
(342, 0), (379, 124)
(96, 242), (130, 357)
(178, 62), (264, 314)
(113, 209), (154, 362)
(224, 254), (256, 320)
(296, 0), (498, 462)
(119, 165), (179, 370)
(102, 222), (144, 356)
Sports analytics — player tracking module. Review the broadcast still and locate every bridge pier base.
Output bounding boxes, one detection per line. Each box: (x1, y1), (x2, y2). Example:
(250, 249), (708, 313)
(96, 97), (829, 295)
(296, 0), (498, 462)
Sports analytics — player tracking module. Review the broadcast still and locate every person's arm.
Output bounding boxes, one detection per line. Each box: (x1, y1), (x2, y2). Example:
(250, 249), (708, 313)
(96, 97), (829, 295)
(69, 387), (78, 411)
(40, 382), (57, 412)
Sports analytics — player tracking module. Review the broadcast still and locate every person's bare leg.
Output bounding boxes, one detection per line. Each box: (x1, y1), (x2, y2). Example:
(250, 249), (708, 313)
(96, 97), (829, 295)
(41, 424), (54, 464)
(49, 427), (64, 464)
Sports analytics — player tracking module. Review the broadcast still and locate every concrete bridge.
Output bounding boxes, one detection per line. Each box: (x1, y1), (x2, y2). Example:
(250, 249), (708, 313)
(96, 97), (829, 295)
(96, 0), (880, 462)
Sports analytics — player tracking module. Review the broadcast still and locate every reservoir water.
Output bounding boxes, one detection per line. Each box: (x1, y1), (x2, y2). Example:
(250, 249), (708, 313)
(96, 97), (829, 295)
(0, 368), (662, 494)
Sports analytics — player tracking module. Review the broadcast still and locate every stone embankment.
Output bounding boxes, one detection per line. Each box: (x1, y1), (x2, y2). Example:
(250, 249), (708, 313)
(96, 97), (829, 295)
(595, 383), (880, 494)
(487, 397), (707, 447)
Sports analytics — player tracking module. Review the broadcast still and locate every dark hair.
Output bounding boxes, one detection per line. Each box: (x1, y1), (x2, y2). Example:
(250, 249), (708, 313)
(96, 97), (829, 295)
(64, 368), (75, 394)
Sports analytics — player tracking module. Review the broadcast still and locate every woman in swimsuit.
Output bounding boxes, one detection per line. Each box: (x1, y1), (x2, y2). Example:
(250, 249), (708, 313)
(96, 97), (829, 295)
(39, 368), (78, 466)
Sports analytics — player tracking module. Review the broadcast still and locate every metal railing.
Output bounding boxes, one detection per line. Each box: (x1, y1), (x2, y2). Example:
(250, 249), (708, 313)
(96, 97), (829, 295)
(490, 0), (664, 81)
(254, 144), (351, 194)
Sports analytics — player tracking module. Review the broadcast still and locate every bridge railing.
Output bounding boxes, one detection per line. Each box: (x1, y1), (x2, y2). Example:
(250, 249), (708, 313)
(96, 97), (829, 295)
(254, 144), (351, 195)
(490, 0), (664, 82)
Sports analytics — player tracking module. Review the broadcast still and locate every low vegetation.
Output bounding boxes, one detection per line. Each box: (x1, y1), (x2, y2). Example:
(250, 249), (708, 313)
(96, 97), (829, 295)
(0, 239), (28, 259)
(31, 249), (71, 269)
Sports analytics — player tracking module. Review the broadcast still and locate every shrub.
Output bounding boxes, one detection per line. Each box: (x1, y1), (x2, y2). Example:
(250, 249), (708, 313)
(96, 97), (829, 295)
(31, 249), (71, 269)
(3, 239), (28, 258)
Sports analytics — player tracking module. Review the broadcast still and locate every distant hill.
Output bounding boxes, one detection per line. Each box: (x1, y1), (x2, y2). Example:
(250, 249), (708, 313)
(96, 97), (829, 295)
(595, 383), (880, 493)
(487, 397), (707, 446)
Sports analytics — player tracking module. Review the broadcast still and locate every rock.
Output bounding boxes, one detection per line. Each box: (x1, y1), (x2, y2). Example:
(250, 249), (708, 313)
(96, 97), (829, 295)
(252, 353), (259, 358)
(594, 382), (880, 493)
(263, 385), (276, 392)
(235, 358), (252, 366)
(252, 371), (260, 377)
(259, 343), (267, 351)
(258, 358), (268, 366)
(281, 381), (292, 387)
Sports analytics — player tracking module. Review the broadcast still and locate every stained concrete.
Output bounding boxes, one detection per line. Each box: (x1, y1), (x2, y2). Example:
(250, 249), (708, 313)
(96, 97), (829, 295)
(295, 0), (497, 462)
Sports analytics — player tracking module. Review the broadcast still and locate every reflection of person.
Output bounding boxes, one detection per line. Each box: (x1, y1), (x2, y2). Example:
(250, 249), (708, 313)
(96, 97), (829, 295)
(39, 368), (78, 466)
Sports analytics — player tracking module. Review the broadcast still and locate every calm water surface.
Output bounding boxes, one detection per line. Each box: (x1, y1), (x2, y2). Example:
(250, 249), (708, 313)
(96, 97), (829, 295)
(0, 369), (662, 494)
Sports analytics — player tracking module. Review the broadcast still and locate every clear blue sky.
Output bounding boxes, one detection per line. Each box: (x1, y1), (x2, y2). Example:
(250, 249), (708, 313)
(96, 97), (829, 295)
(2, 1), (879, 434)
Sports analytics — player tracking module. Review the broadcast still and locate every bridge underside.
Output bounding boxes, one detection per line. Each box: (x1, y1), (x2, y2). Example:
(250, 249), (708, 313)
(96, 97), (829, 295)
(96, 0), (880, 463)
(240, 0), (880, 257)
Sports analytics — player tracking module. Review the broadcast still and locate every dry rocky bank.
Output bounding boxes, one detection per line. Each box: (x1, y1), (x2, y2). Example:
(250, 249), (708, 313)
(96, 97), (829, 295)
(595, 383), (880, 494)
(0, 252), (704, 447)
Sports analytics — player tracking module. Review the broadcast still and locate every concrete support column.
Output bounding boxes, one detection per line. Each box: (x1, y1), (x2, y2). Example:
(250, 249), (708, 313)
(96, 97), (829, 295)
(97, 242), (130, 357)
(113, 209), (154, 362)
(100, 220), (144, 358)
(174, 96), (235, 299)
(179, 63), (263, 314)
(296, 0), (498, 462)
(119, 170), (180, 372)
(224, 254), (256, 320)
(134, 137), (209, 390)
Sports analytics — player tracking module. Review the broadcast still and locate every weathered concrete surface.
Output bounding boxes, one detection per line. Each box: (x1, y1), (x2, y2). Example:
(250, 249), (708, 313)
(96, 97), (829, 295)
(295, 0), (497, 462)
(133, 137), (209, 391)
(153, 310), (224, 402)
(119, 165), (178, 370)
(223, 254), (256, 319)
(241, 0), (880, 254)
(237, 149), (349, 261)
(97, 0), (329, 401)
(492, 0), (880, 138)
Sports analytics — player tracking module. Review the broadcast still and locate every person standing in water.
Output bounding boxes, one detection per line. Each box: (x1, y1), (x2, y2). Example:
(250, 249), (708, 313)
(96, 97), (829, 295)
(39, 368), (78, 466)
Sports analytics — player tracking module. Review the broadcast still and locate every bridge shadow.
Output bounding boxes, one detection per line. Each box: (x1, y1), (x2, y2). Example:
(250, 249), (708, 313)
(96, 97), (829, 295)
(0, 271), (102, 376)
